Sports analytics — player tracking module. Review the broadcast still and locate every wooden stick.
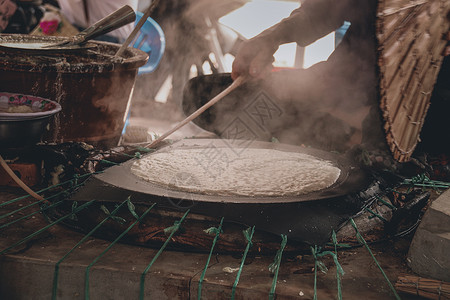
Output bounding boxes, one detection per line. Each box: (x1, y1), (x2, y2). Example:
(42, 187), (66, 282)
(145, 76), (246, 149)
(115, 0), (161, 57)
(0, 154), (46, 202)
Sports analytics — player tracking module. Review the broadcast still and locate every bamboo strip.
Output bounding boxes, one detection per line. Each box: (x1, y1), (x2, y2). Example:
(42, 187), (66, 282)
(390, 59), (418, 123)
(414, 32), (431, 58)
(396, 66), (429, 150)
(392, 68), (419, 123)
(406, 96), (429, 150)
(383, 20), (418, 65)
(395, 274), (450, 300)
(401, 51), (439, 149)
(384, 42), (414, 85)
(378, 0), (428, 17)
(416, 51), (433, 81)
(389, 86), (420, 156)
(377, 7), (416, 44)
(379, 5), (424, 47)
(414, 7), (433, 36)
(386, 43), (417, 89)
(398, 59), (439, 151)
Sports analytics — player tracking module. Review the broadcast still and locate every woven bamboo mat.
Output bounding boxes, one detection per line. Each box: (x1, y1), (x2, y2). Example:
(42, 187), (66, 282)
(377, 0), (450, 162)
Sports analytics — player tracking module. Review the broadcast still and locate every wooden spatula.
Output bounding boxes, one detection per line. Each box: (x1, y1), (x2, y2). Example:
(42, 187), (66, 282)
(145, 76), (246, 149)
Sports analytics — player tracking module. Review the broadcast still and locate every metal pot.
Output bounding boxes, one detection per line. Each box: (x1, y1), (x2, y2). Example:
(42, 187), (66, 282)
(0, 92), (62, 148)
(0, 116), (51, 148)
(0, 34), (148, 149)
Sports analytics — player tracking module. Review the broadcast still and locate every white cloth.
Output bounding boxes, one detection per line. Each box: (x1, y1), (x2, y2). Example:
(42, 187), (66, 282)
(58, 0), (138, 41)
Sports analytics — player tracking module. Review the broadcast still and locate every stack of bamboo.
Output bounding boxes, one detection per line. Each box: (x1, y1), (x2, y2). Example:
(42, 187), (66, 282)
(396, 274), (450, 299)
(377, 0), (450, 162)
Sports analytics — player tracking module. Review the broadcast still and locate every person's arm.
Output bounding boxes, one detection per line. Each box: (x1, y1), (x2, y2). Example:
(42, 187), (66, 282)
(231, 0), (352, 80)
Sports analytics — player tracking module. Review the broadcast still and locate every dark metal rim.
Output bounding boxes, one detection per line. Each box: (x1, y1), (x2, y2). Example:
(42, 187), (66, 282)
(95, 139), (369, 204)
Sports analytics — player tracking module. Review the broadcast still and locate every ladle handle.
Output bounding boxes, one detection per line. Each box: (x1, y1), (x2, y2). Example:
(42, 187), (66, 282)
(145, 76), (247, 149)
(115, 0), (161, 57)
(80, 5), (136, 43)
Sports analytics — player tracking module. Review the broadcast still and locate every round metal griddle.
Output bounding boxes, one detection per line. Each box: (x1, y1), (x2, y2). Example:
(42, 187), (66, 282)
(92, 139), (368, 204)
(70, 139), (374, 244)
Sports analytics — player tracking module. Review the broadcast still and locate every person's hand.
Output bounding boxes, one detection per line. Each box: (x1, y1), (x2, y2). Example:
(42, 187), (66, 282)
(231, 36), (278, 80)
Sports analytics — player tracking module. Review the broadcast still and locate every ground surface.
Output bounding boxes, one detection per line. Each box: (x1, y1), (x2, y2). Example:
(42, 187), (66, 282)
(0, 188), (423, 300)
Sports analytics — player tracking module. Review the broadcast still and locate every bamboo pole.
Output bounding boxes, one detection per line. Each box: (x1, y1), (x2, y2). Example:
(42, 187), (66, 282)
(0, 155), (46, 202)
(395, 274), (450, 299)
(144, 76), (246, 149)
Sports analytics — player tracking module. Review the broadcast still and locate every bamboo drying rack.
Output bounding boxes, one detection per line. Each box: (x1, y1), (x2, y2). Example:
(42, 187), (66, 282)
(377, 0), (450, 162)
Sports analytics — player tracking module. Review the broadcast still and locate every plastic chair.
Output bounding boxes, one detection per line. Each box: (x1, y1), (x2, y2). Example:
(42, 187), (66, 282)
(121, 12), (165, 141)
(133, 11), (165, 74)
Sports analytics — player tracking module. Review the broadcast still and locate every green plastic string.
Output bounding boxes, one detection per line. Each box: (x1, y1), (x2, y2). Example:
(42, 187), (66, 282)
(375, 195), (396, 210)
(98, 159), (119, 165)
(198, 217), (224, 300)
(139, 209), (190, 300)
(85, 203), (156, 300)
(73, 174), (79, 185)
(51, 198), (128, 300)
(0, 171), (95, 208)
(203, 226), (222, 235)
(312, 246), (331, 300)
(0, 200), (96, 255)
(100, 205), (126, 224)
(269, 234), (287, 300)
(364, 207), (388, 223)
(126, 196), (139, 219)
(312, 246), (320, 300)
(332, 231), (343, 300)
(0, 199), (65, 230)
(401, 173), (450, 192)
(0, 185), (74, 221)
(350, 218), (401, 300)
(231, 226), (255, 300)
(163, 220), (183, 235)
(311, 245), (345, 300)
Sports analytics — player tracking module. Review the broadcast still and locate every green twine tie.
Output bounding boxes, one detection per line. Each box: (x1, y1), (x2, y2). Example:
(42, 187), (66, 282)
(198, 218), (224, 300)
(269, 234), (287, 300)
(203, 226), (222, 235)
(350, 218), (401, 300)
(332, 231), (343, 300)
(231, 226), (255, 300)
(126, 196), (139, 219)
(164, 220), (182, 235)
(311, 245), (345, 300)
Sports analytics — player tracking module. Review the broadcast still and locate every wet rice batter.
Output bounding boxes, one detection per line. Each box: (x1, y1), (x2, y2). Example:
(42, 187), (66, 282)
(131, 147), (341, 197)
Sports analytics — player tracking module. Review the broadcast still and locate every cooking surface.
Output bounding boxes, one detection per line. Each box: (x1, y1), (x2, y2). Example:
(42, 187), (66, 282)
(69, 139), (374, 244)
(88, 139), (368, 204)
